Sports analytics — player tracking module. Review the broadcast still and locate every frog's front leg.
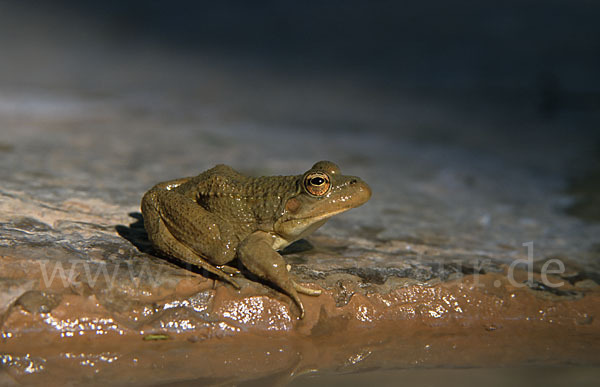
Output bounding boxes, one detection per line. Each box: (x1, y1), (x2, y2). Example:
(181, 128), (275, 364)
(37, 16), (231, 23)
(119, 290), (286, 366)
(238, 231), (321, 319)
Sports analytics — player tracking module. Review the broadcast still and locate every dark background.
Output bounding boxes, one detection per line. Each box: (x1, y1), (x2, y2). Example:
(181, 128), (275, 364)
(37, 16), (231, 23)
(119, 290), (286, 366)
(2, 0), (599, 185)
(61, 0), (600, 101)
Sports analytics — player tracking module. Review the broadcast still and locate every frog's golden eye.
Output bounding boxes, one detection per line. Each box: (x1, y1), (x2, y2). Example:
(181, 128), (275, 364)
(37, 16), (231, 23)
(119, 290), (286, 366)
(304, 172), (331, 196)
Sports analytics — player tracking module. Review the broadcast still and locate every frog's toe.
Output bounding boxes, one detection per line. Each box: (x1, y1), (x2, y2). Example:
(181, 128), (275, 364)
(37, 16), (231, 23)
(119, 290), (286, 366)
(295, 297), (305, 319)
(217, 265), (242, 276)
(279, 283), (305, 319)
(293, 281), (322, 296)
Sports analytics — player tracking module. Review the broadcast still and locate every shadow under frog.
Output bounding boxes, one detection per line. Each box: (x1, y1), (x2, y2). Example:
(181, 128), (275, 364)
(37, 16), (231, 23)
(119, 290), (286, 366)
(132, 161), (371, 318)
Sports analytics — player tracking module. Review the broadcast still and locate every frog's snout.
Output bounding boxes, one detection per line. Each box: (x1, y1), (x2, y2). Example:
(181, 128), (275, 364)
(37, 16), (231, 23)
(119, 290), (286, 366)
(350, 177), (372, 204)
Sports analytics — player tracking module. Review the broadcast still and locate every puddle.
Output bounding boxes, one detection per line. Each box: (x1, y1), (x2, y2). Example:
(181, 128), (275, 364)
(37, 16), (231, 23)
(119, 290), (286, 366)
(2, 321), (599, 386)
(287, 367), (600, 387)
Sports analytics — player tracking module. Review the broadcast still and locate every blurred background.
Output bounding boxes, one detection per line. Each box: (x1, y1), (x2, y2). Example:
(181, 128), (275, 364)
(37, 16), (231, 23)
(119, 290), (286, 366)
(2, 0), (599, 163)
(4, 0), (600, 94)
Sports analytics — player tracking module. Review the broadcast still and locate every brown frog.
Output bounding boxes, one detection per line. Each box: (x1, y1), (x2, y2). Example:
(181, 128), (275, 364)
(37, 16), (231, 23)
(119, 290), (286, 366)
(141, 161), (371, 318)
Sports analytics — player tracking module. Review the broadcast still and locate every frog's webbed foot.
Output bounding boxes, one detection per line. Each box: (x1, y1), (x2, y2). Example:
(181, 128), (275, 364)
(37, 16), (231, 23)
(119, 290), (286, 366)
(238, 231), (314, 319)
(292, 281), (322, 296)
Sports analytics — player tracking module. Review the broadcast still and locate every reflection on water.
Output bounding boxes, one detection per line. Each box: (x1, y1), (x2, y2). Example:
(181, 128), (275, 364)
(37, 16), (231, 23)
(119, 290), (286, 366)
(287, 367), (600, 387)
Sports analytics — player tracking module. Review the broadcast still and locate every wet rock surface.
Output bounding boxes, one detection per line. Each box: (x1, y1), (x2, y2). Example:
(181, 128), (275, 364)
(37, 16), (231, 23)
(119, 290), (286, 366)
(2, 3), (600, 386)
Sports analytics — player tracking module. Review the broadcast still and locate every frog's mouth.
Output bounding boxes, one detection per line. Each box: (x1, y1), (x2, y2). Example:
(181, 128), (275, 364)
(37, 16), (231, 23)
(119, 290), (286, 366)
(298, 181), (372, 221)
(276, 178), (371, 239)
(294, 206), (354, 222)
(276, 195), (369, 239)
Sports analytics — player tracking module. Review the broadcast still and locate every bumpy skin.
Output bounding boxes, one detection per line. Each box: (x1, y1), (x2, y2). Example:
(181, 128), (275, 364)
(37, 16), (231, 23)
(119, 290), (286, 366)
(141, 161), (371, 318)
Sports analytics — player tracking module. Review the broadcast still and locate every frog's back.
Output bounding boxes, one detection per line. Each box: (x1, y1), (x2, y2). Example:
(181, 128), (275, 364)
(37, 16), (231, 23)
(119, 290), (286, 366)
(195, 165), (300, 226)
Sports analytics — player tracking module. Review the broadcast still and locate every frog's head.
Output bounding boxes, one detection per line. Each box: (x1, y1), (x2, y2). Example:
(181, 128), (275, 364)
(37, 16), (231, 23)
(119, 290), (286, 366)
(274, 161), (371, 244)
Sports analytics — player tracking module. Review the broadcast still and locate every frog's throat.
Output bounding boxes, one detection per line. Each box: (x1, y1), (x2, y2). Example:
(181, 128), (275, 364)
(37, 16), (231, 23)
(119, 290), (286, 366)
(272, 217), (329, 250)
(274, 207), (351, 242)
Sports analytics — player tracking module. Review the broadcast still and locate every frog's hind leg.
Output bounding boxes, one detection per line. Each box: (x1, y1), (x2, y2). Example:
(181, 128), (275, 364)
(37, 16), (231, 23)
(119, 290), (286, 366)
(141, 188), (240, 289)
(154, 218), (240, 289)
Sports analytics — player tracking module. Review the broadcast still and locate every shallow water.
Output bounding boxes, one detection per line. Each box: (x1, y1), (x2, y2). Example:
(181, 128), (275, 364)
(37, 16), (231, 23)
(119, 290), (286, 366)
(287, 367), (600, 387)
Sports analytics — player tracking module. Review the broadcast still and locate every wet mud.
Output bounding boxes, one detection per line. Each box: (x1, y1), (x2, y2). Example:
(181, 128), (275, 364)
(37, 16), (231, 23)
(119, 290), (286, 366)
(1, 258), (599, 385)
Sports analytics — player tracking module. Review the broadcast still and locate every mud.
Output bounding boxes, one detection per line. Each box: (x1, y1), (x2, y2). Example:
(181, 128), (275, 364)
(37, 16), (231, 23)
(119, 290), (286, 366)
(1, 265), (599, 385)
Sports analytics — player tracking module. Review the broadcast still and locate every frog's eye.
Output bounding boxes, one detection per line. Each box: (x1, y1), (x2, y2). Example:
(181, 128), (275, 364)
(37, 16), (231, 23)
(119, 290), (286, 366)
(304, 172), (331, 196)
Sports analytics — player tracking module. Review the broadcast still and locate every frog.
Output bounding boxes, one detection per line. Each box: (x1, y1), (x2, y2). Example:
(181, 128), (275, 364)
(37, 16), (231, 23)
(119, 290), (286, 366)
(141, 160), (371, 318)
